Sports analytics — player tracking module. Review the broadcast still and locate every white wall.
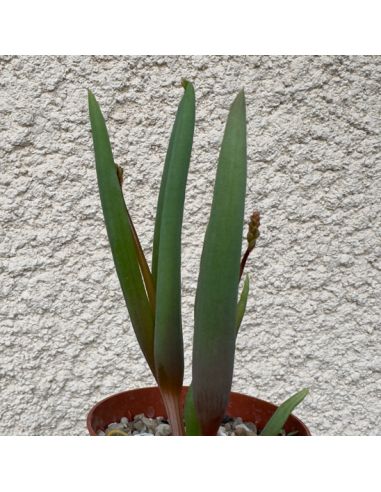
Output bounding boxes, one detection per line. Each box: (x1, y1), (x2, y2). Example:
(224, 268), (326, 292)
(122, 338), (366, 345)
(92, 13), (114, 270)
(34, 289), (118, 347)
(0, 56), (380, 435)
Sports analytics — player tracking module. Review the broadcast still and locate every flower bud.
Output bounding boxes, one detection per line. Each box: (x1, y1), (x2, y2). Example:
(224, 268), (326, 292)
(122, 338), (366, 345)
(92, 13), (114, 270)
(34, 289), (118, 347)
(247, 211), (260, 250)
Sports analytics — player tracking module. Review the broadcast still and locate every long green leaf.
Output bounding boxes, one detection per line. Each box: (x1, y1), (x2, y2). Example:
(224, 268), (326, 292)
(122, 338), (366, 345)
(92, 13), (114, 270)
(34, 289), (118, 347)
(152, 79), (193, 284)
(236, 275), (250, 333)
(153, 81), (195, 433)
(261, 388), (309, 436)
(185, 277), (251, 435)
(192, 90), (247, 435)
(184, 386), (202, 435)
(88, 90), (156, 377)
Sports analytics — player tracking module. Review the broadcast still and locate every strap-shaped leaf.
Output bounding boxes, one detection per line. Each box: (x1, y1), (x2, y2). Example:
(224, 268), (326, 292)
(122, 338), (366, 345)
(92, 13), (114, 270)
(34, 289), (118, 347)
(236, 275), (250, 333)
(184, 386), (202, 436)
(152, 80), (194, 285)
(88, 90), (156, 377)
(185, 274), (251, 435)
(192, 90), (247, 435)
(153, 81), (195, 433)
(261, 388), (309, 436)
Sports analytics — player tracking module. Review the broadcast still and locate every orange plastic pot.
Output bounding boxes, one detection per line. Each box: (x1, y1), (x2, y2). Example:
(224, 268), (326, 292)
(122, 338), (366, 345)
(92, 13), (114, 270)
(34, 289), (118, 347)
(87, 386), (311, 436)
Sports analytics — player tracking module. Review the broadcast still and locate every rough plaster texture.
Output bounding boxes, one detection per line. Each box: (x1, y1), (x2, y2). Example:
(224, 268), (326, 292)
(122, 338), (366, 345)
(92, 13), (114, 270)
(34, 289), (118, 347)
(0, 56), (380, 435)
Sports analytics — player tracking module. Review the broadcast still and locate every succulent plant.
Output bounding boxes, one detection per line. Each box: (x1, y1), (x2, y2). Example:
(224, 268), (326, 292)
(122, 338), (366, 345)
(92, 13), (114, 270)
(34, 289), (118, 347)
(88, 80), (308, 436)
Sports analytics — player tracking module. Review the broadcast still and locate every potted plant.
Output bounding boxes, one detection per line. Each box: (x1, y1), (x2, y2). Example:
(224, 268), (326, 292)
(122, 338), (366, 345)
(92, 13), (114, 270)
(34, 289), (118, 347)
(87, 80), (310, 436)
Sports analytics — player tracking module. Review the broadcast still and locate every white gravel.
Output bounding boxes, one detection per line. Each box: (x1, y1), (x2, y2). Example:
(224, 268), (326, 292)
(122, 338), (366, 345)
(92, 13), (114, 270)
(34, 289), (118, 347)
(101, 413), (259, 436)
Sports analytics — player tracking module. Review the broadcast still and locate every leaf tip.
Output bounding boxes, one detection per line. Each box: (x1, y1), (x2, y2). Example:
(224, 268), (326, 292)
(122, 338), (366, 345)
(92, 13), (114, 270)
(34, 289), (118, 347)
(181, 79), (195, 97)
(181, 78), (190, 89)
(87, 88), (95, 101)
(87, 89), (98, 114)
(244, 273), (250, 287)
(235, 88), (246, 105)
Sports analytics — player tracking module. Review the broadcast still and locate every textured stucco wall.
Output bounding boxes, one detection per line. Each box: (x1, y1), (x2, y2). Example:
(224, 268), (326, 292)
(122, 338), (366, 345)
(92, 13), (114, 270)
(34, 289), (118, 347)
(0, 56), (380, 435)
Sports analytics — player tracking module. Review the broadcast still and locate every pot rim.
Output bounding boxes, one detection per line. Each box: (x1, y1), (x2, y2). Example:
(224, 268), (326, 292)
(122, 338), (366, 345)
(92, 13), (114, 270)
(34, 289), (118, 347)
(87, 385), (311, 436)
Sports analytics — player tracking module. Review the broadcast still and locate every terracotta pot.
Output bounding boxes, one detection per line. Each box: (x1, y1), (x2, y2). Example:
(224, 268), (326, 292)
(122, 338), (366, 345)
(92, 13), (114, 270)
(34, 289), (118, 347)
(87, 386), (311, 436)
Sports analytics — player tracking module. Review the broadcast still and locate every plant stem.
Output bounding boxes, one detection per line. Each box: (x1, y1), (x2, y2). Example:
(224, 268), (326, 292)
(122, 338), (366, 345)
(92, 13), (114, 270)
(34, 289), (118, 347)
(239, 247), (251, 279)
(126, 208), (156, 312)
(116, 164), (156, 313)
